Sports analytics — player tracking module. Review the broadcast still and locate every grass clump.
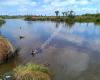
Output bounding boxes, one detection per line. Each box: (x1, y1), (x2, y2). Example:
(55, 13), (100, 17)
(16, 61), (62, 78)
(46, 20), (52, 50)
(0, 36), (15, 64)
(13, 63), (51, 80)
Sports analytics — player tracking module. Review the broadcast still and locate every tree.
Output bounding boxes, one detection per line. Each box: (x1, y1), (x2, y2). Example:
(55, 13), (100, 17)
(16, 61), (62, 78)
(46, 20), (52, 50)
(62, 12), (65, 16)
(69, 10), (74, 17)
(65, 12), (68, 16)
(55, 11), (59, 16)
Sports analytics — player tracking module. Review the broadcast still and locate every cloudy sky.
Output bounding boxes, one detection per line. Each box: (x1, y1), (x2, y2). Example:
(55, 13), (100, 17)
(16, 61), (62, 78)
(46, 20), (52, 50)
(0, 0), (99, 15)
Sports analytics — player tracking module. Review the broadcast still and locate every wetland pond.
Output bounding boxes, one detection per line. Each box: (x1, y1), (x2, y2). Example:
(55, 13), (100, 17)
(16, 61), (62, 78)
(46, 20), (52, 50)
(0, 19), (100, 80)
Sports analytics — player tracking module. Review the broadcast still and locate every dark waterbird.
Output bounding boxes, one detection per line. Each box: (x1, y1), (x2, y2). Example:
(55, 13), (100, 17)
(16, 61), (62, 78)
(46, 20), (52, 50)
(31, 48), (42, 56)
(19, 36), (24, 40)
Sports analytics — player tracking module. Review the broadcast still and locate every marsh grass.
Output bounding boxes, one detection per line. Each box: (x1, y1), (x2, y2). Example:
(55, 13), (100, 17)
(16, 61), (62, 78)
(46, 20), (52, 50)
(0, 18), (5, 26)
(24, 14), (100, 24)
(13, 63), (51, 80)
(0, 36), (15, 64)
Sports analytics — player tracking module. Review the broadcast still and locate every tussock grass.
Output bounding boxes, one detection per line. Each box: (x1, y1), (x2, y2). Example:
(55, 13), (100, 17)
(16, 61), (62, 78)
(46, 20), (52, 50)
(0, 36), (15, 63)
(13, 63), (51, 80)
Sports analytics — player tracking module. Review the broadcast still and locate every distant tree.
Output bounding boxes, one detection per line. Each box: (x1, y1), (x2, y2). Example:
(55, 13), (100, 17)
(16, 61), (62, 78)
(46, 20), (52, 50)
(69, 10), (74, 16)
(65, 11), (68, 16)
(69, 11), (75, 17)
(65, 12), (68, 16)
(67, 11), (70, 15)
(55, 11), (59, 16)
(62, 12), (65, 16)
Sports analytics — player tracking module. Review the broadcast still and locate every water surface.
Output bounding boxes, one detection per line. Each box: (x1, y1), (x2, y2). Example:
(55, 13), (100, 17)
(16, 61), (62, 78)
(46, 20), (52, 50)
(0, 19), (100, 80)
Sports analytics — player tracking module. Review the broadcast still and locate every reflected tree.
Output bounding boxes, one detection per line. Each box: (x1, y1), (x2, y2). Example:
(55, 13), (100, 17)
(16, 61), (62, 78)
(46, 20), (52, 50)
(65, 21), (75, 28)
(94, 22), (100, 26)
(55, 22), (60, 28)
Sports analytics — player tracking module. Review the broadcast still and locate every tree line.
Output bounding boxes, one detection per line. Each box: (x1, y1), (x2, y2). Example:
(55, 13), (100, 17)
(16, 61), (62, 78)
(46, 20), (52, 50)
(55, 10), (75, 17)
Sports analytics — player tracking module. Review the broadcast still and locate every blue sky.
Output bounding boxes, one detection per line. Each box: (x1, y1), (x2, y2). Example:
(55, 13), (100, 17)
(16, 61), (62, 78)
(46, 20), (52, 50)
(0, 0), (99, 15)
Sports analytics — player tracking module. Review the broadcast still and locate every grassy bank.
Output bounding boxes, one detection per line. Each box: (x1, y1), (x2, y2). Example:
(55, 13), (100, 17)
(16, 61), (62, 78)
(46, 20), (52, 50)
(24, 16), (61, 21)
(0, 18), (5, 26)
(75, 16), (100, 23)
(24, 13), (100, 24)
(0, 15), (26, 19)
(0, 13), (100, 24)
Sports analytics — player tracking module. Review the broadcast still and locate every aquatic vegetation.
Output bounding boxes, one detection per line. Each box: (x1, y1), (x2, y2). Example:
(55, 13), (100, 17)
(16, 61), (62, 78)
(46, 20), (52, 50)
(24, 15), (100, 24)
(12, 63), (51, 80)
(75, 13), (100, 23)
(95, 18), (100, 23)
(24, 12), (100, 25)
(24, 16), (33, 21)
(0, 18), (5, 27)
(0, 15), (26, 19)
(0, 36), (15, 64)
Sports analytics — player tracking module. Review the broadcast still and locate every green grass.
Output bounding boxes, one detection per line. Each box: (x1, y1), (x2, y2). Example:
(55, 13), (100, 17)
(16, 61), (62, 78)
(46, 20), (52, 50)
(24, 14), (100, 24)
(25, 63), (49, 74)
(0, 18), (5, 26)
(12, 63), (51, 80)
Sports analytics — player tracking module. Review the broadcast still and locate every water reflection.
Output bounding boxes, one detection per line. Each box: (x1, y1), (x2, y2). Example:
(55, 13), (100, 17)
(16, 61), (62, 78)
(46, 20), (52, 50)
(94, 22), (100, 26)
(0, 23), (4, 27)
(0, 19), (100, 80)
(55, 22), (60, 28)
(65, 21), (75, 28)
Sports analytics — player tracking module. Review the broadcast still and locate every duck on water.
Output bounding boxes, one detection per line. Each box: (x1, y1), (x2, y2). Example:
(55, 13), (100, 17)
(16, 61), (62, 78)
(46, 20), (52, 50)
(31, 48), (42, 56)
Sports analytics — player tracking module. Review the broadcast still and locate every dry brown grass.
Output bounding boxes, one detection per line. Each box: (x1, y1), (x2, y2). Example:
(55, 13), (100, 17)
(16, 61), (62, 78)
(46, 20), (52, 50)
(0, 36), (14, 63)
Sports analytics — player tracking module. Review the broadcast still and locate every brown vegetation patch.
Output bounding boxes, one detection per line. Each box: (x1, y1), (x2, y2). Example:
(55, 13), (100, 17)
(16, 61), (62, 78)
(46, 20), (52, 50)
(0, 36), (14, 63)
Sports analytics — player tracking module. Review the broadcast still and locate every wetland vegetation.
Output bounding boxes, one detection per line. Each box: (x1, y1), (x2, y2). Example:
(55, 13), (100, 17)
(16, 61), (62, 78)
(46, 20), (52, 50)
(12, 63), (51, 80)
(0, 11), (100, 80)
(0, 18), (5, 26)
(24, 11), (100, 24)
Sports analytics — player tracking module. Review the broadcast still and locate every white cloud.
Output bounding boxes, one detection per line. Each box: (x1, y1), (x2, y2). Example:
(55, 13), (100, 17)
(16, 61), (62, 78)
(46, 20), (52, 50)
(0, 0), (99, 15)
(0, 0), (37, 6)
(44, 0), (51, 3)
(76, 0), (89, 5)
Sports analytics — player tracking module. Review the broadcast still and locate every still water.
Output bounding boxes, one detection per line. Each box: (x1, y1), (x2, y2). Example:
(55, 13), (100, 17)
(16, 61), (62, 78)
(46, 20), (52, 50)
(0, 19), (100, 80)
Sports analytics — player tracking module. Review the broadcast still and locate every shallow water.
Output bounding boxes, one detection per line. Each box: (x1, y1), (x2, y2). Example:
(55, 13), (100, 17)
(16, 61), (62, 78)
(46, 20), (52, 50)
(0, 19), (100, 80)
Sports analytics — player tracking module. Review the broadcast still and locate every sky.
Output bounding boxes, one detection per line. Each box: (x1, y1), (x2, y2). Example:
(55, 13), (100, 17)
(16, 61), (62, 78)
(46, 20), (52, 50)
(0, 0), (99, 15)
